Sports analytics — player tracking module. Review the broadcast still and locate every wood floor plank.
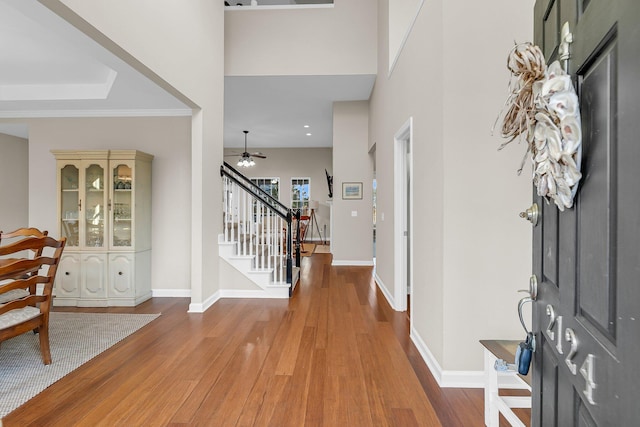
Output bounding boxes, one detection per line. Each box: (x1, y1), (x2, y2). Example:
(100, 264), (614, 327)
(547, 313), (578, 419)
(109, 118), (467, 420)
(266, 326), (316, 426)
(391, 408), (420, 427)
(235, 375), (290, 426)
(303, 348), (326, 426)
(310, 287), (329, 349)
(2, 255), (529, 427)
(356, 332), (395, 426)
(273, 298), (310, 376)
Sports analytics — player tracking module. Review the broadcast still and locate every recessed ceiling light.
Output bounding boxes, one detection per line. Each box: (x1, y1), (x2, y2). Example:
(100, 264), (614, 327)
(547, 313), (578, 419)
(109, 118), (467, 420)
(306, 133), (312, 136)
(303, 125), (310, 128)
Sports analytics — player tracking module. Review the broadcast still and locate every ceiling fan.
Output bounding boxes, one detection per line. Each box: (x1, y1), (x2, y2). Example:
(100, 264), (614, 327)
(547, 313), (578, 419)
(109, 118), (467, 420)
(225, 130), (266, 167)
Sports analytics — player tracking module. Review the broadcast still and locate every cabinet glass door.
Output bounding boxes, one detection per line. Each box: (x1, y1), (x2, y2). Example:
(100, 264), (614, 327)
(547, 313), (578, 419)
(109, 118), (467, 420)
(84, 163), (106, 248)
(112, 164), (133, 247)
(60, 164), (80, 247)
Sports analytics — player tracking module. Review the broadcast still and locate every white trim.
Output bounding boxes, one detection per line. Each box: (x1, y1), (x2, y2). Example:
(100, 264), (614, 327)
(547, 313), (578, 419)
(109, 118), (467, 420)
(0, 69), (118, 101)
(440, 370), (485, 389)
(219, 288), (289, 299)
(225, 4), (334, 11)
(331, 259), (374, 266)
(389, 0), (425, 76)
(188, 290), (220, 313)
(152, 289), (191, 298)
(410, 327), (444, 385)
(411, 326), (486, 388)
(394, 117), (413, 313)
(0, 108), (193, 118)
(373, 273), (397, 309)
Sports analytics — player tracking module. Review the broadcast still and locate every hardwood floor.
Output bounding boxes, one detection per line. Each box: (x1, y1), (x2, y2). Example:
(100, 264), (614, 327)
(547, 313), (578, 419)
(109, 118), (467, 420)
(4, 253), (529, 426)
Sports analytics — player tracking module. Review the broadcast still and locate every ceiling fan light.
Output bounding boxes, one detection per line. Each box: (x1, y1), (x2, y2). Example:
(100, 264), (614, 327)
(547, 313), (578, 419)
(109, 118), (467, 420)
(236, 130), (260, 167)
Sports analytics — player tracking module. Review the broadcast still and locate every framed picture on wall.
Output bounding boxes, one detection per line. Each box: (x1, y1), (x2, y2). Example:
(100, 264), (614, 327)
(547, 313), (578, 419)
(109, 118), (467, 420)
(342, 182), (363, 200)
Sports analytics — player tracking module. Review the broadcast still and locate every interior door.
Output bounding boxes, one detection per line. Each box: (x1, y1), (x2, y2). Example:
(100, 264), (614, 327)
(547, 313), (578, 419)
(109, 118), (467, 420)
(532, 1), (640, 426)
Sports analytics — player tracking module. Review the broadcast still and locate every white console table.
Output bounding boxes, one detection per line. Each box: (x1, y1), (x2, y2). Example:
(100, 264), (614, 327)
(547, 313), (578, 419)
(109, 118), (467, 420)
(480, 340), (532, 427)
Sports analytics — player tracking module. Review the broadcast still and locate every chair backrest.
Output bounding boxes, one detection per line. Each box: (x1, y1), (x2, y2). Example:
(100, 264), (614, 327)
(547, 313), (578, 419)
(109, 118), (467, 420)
(0, 236), (65, 290)
(0, 228), (49, 258)
(0, 236), (65, 365)
(0, 236), (66, 283)
(0, 234), (54, 257)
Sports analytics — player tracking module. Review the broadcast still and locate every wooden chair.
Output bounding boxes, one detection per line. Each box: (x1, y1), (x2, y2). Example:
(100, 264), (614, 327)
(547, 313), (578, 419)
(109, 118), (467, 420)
(0, 236), (66, 365)
(0, 227), (48, 259)
(0, 233), (56, 288)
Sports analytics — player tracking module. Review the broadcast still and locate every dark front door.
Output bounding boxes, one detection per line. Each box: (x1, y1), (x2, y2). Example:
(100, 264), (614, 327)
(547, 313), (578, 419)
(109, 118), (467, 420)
(532, 0), (640, 426)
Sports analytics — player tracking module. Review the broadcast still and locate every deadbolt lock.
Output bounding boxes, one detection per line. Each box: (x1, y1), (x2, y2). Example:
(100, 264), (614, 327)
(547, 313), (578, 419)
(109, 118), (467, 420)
(519, 203), (539, 226)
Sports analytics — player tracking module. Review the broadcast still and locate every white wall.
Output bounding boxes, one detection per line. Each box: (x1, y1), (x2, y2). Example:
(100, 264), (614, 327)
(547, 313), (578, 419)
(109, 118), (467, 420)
(370, 0), (534, 374)
(224, 0), (377, 76)
(0, 133), (29, 232)
(43, 0), (225, 310)
(25, 117), (192, 293)
(225, 147), (333, 241)
(332, 101), (373, 265)
(388, 0), (423, 72)
(441, 0), (534, 371)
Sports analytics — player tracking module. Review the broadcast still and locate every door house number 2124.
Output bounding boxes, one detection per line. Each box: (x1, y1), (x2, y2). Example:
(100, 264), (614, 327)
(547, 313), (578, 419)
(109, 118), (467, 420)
(545, 304), (597, 405)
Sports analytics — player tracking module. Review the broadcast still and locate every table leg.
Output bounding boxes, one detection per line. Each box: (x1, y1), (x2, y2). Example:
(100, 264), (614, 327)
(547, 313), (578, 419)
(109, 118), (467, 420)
(484, 348), (499, 427)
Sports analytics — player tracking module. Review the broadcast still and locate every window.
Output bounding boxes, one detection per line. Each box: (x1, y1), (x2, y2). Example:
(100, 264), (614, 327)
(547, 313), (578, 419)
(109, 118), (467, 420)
(250, 177), (279, 200)
(291, 178), (310, 210)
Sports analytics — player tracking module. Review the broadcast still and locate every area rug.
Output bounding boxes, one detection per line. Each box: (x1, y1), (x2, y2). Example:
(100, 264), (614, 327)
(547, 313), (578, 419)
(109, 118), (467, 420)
(0, 312), (160, 419)
(301, 243), (315, 256)
(314, 244), (331, 253)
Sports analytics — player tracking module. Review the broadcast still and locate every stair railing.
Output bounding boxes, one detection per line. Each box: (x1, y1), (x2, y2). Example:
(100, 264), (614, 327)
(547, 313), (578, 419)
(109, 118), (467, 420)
(220, 162), (301, 294)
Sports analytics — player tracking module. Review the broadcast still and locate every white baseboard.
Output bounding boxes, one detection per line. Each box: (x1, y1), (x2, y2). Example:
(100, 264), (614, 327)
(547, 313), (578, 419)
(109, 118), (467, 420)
(373, 273), (397, 309)
(152, 289), (191, 298)
(410, 326), (484, 388)
(219, 288), (289, 299)
(188, 290), (220, 313)
(331, 259), (374, 266)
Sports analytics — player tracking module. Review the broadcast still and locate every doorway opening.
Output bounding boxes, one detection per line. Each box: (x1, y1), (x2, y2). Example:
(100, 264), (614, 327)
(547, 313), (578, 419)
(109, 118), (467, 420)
(370, 143), (377, 262)
(394, 118), (413, 315)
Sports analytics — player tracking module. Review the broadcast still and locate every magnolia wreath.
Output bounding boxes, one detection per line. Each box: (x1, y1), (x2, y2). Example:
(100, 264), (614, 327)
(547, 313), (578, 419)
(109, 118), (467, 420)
(498, 43), (582, 211)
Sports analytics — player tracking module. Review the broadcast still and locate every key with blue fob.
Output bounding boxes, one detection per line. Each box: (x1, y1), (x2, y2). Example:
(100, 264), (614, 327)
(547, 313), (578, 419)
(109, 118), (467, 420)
(515, 332), (534, 375)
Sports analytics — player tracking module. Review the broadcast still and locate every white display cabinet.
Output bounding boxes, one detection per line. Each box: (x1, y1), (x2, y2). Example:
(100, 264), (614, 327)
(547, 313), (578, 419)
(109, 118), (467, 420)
(52, 150), (153, 306)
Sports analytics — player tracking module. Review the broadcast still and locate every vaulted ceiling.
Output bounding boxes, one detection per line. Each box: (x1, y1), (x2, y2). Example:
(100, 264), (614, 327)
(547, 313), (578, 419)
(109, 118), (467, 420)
(0, 0), (374, 148)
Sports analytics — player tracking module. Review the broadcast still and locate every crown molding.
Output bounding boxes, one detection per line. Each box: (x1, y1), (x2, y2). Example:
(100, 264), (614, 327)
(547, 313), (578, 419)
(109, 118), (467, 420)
(0, 108), (193, 119)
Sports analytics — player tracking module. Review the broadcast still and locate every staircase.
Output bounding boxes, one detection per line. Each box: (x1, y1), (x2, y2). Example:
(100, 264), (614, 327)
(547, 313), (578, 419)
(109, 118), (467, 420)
(220, 162), (301, 297)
